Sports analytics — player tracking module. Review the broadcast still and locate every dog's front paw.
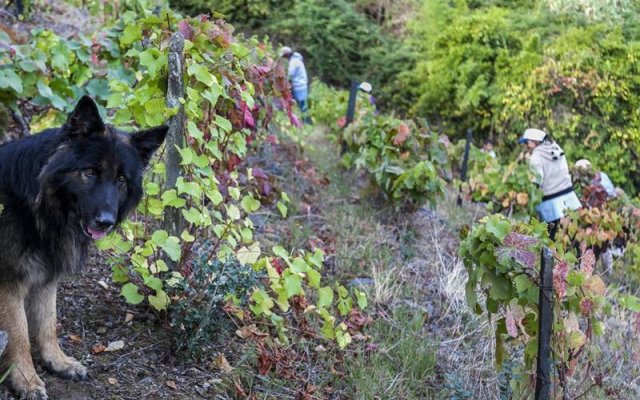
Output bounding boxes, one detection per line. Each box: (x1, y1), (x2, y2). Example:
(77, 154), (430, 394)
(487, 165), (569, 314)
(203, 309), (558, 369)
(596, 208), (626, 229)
(10, 368), (48, 400)
(42, 354), (88, 381)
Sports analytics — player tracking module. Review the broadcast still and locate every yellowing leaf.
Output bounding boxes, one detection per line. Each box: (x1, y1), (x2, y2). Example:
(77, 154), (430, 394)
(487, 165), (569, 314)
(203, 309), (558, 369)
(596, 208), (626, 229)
(214, 354), (233, 373)
(236, 242), (261, 265)
(227, 204), (241, 220)
(583, 276), (606, 296)
(515, 192), (528, 206)
(121, 283), (144, 305)
(148, 290), (170, 311)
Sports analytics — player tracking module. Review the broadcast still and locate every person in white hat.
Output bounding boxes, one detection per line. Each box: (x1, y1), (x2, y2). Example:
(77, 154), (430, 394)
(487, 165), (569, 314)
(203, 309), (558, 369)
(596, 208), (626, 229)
(280, 46), (311, 124)
(574, 158), (619, 273)
(519, 128), (581, 238)
(574, 159), (617, 199)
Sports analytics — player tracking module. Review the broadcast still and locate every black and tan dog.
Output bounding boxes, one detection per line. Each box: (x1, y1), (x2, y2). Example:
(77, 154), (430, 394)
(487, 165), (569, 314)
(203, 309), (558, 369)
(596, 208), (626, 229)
(0, 96), (167, 399)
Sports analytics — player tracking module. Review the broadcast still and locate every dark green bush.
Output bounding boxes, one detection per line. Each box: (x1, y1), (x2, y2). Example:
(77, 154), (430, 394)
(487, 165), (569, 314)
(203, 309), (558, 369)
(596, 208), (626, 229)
(169, 248), (263, 361)
(264, 0), (414, 110)
(169, 0), (293, 30)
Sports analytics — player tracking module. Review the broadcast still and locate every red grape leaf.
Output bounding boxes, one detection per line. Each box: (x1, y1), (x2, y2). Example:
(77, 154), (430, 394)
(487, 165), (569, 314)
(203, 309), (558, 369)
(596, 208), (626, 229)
(579, 298), (594, 316)
(392, 123), (410, 145)
(553, 261), (569, 299)
(496, 232), (539, 269)
(580, 249), (595, 278)
(178, 20), (194, 41)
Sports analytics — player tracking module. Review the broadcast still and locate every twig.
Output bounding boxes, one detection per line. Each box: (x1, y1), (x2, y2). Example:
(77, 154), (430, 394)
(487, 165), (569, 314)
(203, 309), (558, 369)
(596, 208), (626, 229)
(108, 343), (161, 367)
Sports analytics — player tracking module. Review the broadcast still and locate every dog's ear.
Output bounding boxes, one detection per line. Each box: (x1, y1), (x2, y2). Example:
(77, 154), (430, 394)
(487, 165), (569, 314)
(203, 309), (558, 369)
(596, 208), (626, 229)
(131, 125), (169, 166)
(65, 96), (105, 137)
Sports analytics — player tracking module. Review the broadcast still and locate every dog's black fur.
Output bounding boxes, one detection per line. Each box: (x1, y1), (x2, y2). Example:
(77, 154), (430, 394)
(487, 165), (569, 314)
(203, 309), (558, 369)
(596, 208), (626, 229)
(0, 96), (167, 399)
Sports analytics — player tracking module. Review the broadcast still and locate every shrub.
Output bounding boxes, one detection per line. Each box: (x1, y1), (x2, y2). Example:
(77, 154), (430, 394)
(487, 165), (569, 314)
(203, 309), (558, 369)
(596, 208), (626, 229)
(459, 214), (614, 396)
(341, 112), (447, 208)
(170, 253), (262, 360)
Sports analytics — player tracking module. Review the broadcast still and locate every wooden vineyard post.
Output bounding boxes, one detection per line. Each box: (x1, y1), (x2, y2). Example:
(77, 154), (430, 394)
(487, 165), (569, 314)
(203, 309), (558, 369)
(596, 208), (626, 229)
(340, 81), (360, 154)
(345, 80), (359, 127)
(535, 247), (554, 400)
(457, 129), (472, 206)
(163, 31), (185, 269)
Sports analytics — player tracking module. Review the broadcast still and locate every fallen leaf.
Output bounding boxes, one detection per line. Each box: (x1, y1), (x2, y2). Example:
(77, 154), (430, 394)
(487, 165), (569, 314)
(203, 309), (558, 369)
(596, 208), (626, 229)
(166, 380), (177, 390)
(235, 324), (268, 340)
(365, 343), (379, 352)
(68, 334), (82, 343)
(125, 313), (134, 324)
(92, 343), (107, 354)
(257, 346), (273, 375)
(346, 309), (373, 331)
(234, 378), (248, 398)
(97, 280), (109, 290)
(108, 377), (118, 385)
(105, 340), (125, 352)
(214, 354), (233, 373)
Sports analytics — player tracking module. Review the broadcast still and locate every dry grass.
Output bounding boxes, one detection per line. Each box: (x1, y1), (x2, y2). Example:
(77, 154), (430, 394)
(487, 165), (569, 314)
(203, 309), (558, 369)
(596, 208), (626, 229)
(370, 263), (402, 306)
(297, 127), (507, 398)
(404, 191), (502, 399)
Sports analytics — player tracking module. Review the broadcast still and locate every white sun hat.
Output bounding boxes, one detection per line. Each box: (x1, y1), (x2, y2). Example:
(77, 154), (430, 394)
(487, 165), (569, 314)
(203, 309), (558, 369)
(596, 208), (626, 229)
(518, 128), (547, 144)
(575, 159), (592, 170)
(279, 46), (293, 57)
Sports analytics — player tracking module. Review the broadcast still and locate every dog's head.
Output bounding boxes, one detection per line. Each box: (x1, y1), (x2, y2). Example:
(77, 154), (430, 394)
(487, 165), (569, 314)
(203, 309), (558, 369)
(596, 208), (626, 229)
(39, 96), (168, 240)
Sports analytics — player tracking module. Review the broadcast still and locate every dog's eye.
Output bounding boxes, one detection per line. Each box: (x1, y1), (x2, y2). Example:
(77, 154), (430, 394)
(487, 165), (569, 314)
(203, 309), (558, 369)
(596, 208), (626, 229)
(83, 168), (97, 177)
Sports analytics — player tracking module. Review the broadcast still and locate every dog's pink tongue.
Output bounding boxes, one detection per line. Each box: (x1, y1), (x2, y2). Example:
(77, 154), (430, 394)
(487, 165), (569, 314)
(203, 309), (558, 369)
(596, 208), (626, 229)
(87, 227), (107, 240)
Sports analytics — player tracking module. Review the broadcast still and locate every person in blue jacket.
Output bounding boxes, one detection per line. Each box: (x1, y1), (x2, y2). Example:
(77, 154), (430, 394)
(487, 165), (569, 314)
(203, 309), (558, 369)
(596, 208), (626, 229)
(280, 46), (311, 124)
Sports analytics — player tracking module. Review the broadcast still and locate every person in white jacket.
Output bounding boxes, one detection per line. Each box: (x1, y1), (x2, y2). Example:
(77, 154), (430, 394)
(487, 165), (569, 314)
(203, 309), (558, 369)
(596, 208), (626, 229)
(280, 46), (311, 124)
(519, 128), (581, 239)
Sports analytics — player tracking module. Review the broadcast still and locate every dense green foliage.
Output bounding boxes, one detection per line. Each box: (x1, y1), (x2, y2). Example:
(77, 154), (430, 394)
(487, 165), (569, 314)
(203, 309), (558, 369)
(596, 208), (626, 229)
(272, 0), (385, 89)
(170, 256), (261, 360)
(401, 0), (640, 193)
(169, 0), (293, 30)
